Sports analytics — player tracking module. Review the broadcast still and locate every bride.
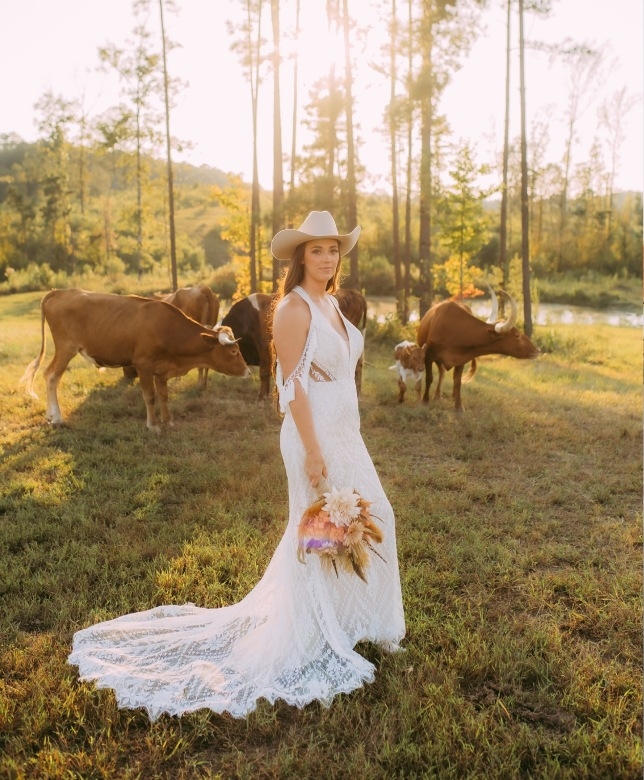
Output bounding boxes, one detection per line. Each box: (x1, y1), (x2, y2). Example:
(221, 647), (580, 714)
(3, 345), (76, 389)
(68, 211), (405, 720)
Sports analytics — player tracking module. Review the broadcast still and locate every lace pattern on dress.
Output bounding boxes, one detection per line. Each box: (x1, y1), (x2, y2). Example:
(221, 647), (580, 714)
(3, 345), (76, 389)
(276, 312), (339, 413)
(277, 327), (316, 413)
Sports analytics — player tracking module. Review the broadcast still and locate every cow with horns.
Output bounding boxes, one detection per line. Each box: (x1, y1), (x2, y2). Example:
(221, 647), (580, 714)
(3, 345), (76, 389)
(417, 288), (540, 411)
(21, 289), (250, 432)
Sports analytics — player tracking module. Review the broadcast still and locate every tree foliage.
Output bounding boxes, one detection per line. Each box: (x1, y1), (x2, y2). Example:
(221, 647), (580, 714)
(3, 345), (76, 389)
(0, 1), (640, 305)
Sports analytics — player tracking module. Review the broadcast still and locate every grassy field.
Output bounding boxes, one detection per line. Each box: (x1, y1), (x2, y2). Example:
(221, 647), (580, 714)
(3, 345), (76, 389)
(0, 291), (641, 779)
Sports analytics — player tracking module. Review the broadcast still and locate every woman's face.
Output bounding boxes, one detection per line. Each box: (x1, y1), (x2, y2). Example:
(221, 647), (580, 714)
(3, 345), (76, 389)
(301, 238), (340, 285)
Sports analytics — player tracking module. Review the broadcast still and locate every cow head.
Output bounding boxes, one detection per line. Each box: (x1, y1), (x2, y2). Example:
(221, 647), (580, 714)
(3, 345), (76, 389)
(401, 343), (426, 372)
(486, 290), (540, 359)
(200, 326), (250, 376)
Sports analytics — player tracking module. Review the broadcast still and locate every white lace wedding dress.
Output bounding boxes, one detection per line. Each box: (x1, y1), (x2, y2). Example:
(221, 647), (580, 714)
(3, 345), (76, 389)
(68, 285), (405, 720)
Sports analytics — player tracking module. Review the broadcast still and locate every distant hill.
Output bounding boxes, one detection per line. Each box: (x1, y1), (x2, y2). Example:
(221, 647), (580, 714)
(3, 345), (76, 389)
(173, 161), (230, 188)
(0, 136), (231, 191)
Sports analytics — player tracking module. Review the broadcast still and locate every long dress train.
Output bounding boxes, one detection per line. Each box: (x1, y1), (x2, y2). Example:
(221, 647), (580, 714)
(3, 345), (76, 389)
(68, 285), (405, 720)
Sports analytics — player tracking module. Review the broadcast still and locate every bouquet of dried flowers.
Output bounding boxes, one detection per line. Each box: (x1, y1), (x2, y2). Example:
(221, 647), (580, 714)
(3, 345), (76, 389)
(297, 479), (385, 583)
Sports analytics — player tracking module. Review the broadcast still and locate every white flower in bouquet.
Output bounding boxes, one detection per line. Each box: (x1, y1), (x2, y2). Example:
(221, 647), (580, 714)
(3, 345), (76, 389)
(322, 487), (362, 527)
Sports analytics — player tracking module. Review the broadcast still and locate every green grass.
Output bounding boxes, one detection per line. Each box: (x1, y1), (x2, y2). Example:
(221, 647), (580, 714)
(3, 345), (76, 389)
(0, 292), (641, 779)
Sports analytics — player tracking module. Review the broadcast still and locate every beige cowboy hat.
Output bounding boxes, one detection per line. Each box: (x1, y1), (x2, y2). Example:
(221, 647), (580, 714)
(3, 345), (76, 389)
(270, 211), (361, 261)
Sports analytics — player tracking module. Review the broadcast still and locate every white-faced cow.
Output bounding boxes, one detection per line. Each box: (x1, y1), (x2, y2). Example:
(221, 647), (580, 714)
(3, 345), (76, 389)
(221, 288), (368, 400)
(389, 340), (426, 403)
(417, 289), (540, 411)
(21, 289), (250, 432)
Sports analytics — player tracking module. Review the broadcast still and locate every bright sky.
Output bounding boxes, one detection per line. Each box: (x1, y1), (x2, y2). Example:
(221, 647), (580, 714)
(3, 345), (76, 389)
(2, 0), (642, 194)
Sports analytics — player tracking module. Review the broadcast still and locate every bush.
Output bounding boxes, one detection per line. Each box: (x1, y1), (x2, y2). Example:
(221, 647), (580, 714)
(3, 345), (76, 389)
(209, 262), (238, 300)
(360, 255), (395, 296)
(0, 262), (55, 293)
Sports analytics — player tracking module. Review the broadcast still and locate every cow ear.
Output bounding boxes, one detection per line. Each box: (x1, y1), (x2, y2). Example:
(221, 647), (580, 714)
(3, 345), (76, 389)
(201, 331), (218, 346)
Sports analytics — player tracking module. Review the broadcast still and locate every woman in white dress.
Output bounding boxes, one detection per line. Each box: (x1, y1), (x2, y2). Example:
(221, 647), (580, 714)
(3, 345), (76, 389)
(68, 211), (405, 721)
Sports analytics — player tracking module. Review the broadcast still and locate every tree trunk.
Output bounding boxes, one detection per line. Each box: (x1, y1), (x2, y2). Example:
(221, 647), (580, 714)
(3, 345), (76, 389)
(418, 47), (434, 317)
(271, 0), (284, 290)
(248, 0), (263, 293)
(342, 0), (359, 288)
(518, 0), (533, 336)
(324, 0), (340, 213)
(390, 0), (402, 317)
(499, 0), (511, 295)
(288, 0), (301, 227)
(136, 104), (143, 280)
(159, 0), (178, 291)
(402, 0), (413, 326)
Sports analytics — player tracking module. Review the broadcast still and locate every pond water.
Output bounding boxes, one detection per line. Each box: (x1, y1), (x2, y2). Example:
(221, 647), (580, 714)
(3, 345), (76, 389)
(367, 298), (643, 329)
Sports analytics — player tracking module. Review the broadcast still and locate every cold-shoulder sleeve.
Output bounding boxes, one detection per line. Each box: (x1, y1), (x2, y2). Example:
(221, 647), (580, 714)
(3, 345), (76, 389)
(276, 326), (317, 413)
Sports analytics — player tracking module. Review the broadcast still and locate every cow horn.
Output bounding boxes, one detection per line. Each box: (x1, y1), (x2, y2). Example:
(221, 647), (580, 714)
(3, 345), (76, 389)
(495, 291), (518, 333)
(485, 283), (498, 324)
(217, 330), (239, 346)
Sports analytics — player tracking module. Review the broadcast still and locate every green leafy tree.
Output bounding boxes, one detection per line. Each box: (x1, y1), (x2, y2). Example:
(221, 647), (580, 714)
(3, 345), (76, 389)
(99, 16), (162, 277)
(34, 91), (77, 271)
(435, 142), (493, 298)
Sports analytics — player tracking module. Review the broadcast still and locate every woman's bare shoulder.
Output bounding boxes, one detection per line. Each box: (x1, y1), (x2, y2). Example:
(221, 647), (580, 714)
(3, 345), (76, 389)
(274, 291), (310, 329)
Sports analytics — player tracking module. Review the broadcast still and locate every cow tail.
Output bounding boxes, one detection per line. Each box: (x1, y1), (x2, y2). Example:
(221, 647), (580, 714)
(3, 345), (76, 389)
(462, 358), (478, 384)
(19, 293), (49, 398)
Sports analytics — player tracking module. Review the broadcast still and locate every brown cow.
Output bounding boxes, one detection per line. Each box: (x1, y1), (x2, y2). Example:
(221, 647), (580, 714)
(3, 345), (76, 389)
(221, 288), (368, 399)
(158, 284), (220, 388)
(417, 289), (540, 411)
(21, 289), (249, 432)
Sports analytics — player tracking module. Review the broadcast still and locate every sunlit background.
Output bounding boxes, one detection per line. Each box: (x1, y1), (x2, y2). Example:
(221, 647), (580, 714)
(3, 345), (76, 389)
(3, 0), (642, 193)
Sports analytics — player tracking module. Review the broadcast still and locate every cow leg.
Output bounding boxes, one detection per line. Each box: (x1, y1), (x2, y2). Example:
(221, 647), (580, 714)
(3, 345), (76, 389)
(397, 376), (406, 403)
(43, 348), (75, 426)
(453, 364), (465, 412)
(414, 377), (422, 401)
(154, 376), (173, 427)
(137, 372), (160, 433)
(433, 363), (445, 400)
(422, 355), (433, 404)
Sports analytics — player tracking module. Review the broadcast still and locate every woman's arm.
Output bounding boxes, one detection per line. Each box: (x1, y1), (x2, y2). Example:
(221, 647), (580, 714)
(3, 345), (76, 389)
(273, 294), (327, 489)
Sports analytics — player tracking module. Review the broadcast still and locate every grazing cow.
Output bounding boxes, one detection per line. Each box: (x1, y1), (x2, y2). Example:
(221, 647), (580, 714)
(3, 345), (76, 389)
(389, 340), (426, 403)
(21, 289), (250, 432)
(221, 288), (368, 400)
(334, 288), (367, 395)
(158, 284), (220, 388)
(221, 292), (275, 400)
(417, 289), (540, 411)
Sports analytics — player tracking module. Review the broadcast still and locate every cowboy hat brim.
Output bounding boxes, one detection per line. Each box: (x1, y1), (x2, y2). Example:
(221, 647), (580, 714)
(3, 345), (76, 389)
(271, 225), (361, 261)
